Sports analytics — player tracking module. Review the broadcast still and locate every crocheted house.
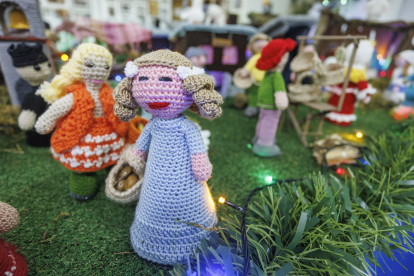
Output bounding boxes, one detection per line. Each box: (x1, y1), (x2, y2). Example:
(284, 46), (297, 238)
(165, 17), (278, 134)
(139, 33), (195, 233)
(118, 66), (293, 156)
(0, 0), (53, 106)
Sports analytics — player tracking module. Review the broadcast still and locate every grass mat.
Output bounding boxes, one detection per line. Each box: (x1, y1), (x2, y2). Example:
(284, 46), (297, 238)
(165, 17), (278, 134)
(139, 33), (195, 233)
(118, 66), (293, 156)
(0, 100), (395, 275)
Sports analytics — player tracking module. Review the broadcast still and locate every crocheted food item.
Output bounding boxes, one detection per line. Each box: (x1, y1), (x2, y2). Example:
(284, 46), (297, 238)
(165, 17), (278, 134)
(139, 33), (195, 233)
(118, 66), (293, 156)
(111, 50), (222, 264)
(0, 239), (28, 276)
(0, 202), (20, 234)
(113, 166), (140, 191)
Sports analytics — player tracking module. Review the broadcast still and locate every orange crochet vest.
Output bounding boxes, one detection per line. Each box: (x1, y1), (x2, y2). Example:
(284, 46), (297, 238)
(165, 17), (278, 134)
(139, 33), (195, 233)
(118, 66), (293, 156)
(51, 83), (127, 154)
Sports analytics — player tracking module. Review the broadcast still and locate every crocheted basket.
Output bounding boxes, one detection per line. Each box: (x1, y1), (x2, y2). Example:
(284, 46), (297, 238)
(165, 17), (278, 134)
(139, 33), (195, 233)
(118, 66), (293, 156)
(105, 145), (144, 204)
(315, 62), (345, 86)
(126, 116), (149, 144)
(288, 71), (321, 102)
(290, 51), (318, 72)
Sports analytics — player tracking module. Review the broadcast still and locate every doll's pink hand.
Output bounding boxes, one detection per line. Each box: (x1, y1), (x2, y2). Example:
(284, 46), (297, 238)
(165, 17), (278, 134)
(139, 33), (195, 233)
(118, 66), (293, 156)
(275, 91), (289, 110)
(191, 152), (212, 182)
(132, 147), (148, 161)
(363, 95), (371, 104)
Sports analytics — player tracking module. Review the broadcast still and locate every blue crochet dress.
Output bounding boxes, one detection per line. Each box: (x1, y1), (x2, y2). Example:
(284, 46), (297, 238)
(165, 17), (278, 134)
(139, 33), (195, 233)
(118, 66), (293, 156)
(130, 115), (217, 265)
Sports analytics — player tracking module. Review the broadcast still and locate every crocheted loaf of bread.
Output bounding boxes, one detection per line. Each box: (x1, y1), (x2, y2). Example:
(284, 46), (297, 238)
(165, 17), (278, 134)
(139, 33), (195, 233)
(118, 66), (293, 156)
(0, 202), (20, 234)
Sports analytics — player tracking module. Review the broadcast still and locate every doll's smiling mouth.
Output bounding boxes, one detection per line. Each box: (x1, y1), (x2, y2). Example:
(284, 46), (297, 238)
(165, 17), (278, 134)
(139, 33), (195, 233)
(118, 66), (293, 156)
(147, 102), (170, 109)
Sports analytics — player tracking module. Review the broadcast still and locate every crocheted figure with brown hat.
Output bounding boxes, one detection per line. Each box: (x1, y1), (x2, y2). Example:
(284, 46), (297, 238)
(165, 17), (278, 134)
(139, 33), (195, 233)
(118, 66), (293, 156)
(325, 40), (376, 126)
(112, 49), (223, 265)
(252, 38), (297, 157)
(34, 43), (127, 200)
(237, 33), (271, 117)
(0, 201), (28, 276)
(8, 43), (52, 147)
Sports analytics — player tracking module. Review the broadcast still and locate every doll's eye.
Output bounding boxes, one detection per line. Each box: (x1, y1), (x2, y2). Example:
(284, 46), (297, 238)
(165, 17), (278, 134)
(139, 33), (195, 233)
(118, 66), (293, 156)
(139, 76), (149, 81)
(48, 62), (51, 67)
(34, 64), (40, 71)
(85, 61), (94, 68)
(159, 77), (172, 82)
(104, 65), (110, 70)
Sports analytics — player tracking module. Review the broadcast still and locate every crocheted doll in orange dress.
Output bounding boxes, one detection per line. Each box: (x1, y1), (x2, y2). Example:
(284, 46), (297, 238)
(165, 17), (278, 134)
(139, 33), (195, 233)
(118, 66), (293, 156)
(35, 43), (127, 200)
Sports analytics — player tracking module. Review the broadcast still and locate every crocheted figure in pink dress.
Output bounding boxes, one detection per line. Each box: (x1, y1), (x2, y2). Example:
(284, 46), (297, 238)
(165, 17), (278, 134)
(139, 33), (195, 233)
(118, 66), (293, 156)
(112, 50), (223, 265)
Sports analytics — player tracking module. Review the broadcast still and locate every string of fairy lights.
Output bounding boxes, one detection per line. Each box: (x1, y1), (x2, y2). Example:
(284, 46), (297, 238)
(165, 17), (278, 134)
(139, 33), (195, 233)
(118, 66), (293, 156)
(217, 131), (367, 276)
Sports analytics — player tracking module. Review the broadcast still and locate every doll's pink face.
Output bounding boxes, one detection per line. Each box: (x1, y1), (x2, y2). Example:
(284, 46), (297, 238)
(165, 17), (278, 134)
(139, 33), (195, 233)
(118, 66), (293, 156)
(131, 65), (193, 119)
(252, 39), (269, 54)
(190, 55), (207, 68)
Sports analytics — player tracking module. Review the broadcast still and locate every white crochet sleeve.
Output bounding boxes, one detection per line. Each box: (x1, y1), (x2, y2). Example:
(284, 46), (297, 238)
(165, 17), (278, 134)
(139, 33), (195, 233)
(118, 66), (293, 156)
(35, 93), (74, 134)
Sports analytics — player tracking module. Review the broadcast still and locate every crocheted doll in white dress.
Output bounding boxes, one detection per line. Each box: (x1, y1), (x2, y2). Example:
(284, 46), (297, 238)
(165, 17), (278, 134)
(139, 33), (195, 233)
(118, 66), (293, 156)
(112, 50), (223, 265)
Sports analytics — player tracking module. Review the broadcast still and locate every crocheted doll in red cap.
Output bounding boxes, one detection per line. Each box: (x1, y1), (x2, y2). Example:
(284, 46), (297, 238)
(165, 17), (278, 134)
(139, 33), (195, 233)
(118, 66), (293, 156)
(252, 38), (296, 157)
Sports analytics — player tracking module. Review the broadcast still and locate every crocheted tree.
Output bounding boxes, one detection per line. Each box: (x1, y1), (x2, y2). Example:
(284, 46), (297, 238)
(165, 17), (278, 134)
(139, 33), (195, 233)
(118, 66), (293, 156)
(34, 43), (127, 200)
(112, 50), (223, 265)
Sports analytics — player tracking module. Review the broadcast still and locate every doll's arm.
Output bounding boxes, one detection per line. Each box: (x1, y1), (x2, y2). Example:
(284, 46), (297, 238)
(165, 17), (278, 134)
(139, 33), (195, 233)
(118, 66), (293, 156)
(125, 120), (153, 175)
(18, 93), (47, 131)
(35, 93), (74, 134)
(184, 120), (212, 182)
(274, 72), (289, 110)
(356, 81), (376, 103)
(132, 120), (153, 161)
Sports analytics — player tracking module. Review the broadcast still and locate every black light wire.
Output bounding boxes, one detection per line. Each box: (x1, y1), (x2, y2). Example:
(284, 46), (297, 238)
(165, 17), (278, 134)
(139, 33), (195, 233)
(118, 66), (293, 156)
(238, 143), (368, 276)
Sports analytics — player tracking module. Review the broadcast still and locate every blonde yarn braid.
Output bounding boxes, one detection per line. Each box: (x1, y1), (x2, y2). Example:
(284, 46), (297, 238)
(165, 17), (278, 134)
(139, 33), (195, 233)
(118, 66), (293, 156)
(37, 43), (113, 104)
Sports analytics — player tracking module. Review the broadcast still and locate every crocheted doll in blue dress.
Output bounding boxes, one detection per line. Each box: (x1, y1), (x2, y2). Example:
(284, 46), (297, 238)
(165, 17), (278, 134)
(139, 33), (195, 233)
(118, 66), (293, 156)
(112, 50), (223, 265)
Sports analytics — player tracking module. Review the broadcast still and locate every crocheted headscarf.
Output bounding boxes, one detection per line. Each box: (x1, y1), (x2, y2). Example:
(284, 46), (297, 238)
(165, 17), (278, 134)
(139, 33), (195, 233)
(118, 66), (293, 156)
(113, 50), (223, 121)
(256, 38), (297, 71)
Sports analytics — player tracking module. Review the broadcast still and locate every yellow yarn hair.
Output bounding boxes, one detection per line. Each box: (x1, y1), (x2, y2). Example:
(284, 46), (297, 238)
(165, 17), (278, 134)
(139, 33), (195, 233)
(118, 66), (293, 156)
(345, 67), (367, 84)
(37, 43), (113, 104)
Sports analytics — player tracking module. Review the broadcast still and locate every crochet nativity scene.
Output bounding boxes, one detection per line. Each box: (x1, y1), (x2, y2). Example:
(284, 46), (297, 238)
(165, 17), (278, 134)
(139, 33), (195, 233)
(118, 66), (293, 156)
(2, 1), (414, 276)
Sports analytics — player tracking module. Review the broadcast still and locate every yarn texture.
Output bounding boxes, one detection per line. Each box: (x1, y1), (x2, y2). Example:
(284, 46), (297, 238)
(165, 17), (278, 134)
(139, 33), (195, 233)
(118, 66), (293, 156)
(0, 202), (20, 234)
(0, 239), (28, 276)
(130, 115), (217, 265)
(37, 83), (127, 172)
(69, 171), (98, 199)
(257, 71), (287, 109)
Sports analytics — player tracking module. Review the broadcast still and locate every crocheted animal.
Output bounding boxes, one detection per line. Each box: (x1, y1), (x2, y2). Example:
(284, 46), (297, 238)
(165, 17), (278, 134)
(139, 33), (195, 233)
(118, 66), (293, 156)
(8, 43), (52, 147)
(0, 202), (28, 276)
(112, 49), (223, 265)
(34, 43), (127, 200)
(325, 40), (376, 126)
(252, 38), (296, 157)
(238, 33), (271, 117)
(389, 51), (414, 120)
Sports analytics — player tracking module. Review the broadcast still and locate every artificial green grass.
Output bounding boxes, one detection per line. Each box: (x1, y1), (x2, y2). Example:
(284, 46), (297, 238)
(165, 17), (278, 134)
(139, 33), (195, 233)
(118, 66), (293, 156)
(0, 100), (395, 275)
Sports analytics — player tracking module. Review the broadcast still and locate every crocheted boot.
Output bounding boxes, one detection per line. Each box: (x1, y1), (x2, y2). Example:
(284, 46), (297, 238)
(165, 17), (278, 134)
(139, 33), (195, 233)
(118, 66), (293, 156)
(244, 106), (259, 117)
(252, 143), (282, 157)
(69, 171), (98, 200)
(0, 239), (28, 276)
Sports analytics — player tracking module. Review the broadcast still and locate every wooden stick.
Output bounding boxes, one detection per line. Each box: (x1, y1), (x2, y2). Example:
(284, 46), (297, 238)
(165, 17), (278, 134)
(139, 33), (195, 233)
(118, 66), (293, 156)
(296, 35), (367, 41)
(337, 39), (359, 111)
